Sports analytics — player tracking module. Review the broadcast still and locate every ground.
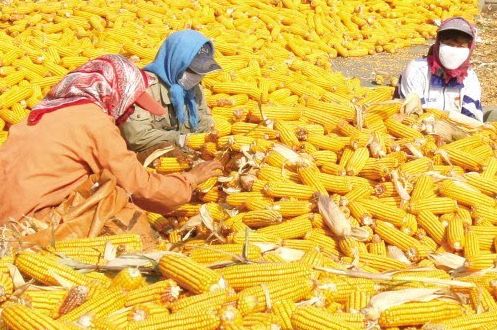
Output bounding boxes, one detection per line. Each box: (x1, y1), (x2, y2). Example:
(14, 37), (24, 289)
(332, 8), (497, 110)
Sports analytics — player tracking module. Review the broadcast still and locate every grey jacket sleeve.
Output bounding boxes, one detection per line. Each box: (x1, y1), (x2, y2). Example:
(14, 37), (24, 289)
(119, 106), (182, 152)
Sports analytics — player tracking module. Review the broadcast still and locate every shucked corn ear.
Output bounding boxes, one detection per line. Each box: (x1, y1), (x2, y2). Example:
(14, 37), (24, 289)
(158, 254), (226, 294)
(0, 0), (490, 328)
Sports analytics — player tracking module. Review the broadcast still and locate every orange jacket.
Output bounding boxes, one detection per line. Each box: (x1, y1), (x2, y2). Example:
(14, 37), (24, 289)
(0, 104), (196, 223)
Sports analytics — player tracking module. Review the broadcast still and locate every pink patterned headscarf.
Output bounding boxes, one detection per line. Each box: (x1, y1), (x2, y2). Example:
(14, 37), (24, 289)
(28, 55), (162, 126)
(427, 17), (476, 84)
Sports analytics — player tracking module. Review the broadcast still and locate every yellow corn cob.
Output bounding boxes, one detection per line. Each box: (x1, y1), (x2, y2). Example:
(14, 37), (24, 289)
(15, 253), (95, 287)
(201, 188), (225, 203)
(264, 150), (291, 169)
(318, 275), (378, 303)
(446, 216), (465, 251)
(226, 192), (269, 208)
(310, 150), (338, 167)
(359, 198), (407, 227)
(375, 220), (431, 260)
(385, 118), (424, 139)
(216, 263), (312, 291)
(472, 204), (497, 225)
(401, 213), (418, 236)
(156, 157), (190, 173)
(242, 209), (283, 228)
(282, 239), (319, 252)
(110, 268), (146, 291)
(417, 211), (446, 244)
(455, 208), (472, 226)
(60, 56), (88, 69)
(196, 176), (218, 193)
(126, 308), (220, 330)
(399, 157), (433, 176)
(357, 252), (409, 272)
(275, 120), (300, 148)
(21, 289), (67, 316)
(212, 82), (262, 100)
(306, 133), (349, 153)
(261, 252), (287, 263)
(482, 157), (497, 179)
(0, 271), (13, 302)
(58, 288), (125, 323)
(469, 286), (497, 312)
(185, 133), (208, 150)
(264, 181), (315, 200)
(374, 181), (397, 198)
(241, 312), (277, 329)
(3, 302), (79, 330)
(189, 244), (262, 264)
(231, 122), (279, 139)
(219, 305), (244, 329)
(169, 288), (230, 313)
(465, 172), (497, 197)
(0, 70), (25, 91)
(318, 173), (355, 194)
(47, 245), (113, 265)
(410, 197), (458, 215)
(440, 147), (484, 171)
(464, 230), (480, 259)
(300, 247), (325, 267)
(346, 201), (372, 226)
(426, 310), (497, 330)
(368, 234), (387, 256)
(54, 234), (142, 252)
(291, 306), (359, 330)
(158, 254), (225, 294)
(237, 277), (313, 314)
(125, 280), (181, 307)
(212, 116), (232, 137)
(465, 254), (497, 271)
(257, 214), (313, 239)
(337, 237), (362, 257)
(230, 229), (282, 245)
(218, 134), (256, 151)
(304, 230), (339, 258)
(379, 300), (463, 327)
(270, 200), (314, 217)
(271, 300), (296, 330)
(297, 163), (328, 195)
(344, 184), (373, 203)
(439, 180), (495, 208)
(344, 147), (370, 176)
(346, 291), (371, 313)
(306, 97), (355, 120)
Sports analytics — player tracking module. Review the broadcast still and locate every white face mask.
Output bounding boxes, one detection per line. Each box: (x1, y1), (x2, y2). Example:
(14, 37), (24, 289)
(438, 43), (470, 70)
(178, 71), (203, 90)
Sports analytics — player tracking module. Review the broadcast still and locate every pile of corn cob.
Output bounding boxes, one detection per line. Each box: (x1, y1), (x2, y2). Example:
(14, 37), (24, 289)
(3, 0), (497, 329)
(0, 0), (479, 143)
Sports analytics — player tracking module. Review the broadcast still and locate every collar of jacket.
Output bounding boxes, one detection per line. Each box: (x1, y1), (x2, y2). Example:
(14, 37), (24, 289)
(146, 72), (173, 106)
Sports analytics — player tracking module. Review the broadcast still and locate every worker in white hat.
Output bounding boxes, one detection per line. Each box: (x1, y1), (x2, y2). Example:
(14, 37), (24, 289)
(397, 17), (483, 121)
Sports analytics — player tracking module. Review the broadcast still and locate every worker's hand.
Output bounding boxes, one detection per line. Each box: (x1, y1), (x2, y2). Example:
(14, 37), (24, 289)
(188, 160), (224, 186)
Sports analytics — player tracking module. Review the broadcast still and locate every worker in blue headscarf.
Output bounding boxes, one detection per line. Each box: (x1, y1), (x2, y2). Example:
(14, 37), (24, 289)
(119, 30), (221, 161)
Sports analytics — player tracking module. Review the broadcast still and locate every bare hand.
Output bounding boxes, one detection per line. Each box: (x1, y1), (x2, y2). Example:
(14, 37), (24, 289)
(188, 160), (223, 186)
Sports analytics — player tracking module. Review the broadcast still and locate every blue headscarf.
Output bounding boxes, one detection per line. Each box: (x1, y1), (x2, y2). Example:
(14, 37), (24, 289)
(144, 30), (210, 130)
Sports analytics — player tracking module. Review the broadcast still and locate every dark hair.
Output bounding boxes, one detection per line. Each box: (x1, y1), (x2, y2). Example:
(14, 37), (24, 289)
(438, 29), (473, 43)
